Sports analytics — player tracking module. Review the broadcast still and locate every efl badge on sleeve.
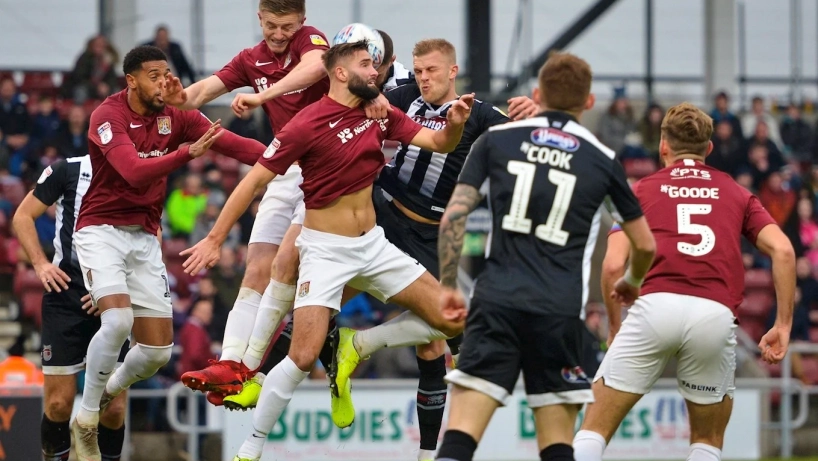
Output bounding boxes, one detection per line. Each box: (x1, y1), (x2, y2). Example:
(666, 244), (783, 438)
(98, 121), (113, 145)
(157, 116), (172, 135)
(42, 345), (52, 362)
(310, 34), (328, 46)
(298, 281), (310, 298)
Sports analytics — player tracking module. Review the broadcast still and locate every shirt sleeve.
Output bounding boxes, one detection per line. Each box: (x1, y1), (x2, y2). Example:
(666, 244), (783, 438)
(290, 26), (330, 58)
(384, 83), (419, 111)
(181, 110), (263, 166)
(458, 132), (491, 189)
(89, 105), (132, 153)
(608, 221), (623, 235)
(257, 118), (311, 175)
(32, 160), (68, 206)
(214, 49), (250, 91)
(743, 193), (778, 244)
(606, 160), (643, 222)
(385, 107), (423, 145)
(479, 102), (510, 129)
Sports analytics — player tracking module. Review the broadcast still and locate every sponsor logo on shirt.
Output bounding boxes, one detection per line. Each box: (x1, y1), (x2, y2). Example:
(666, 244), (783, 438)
(263, 138), (281, 159)
(80, 171), (91, 182)
(37, 166), (53, 184)
(255, 77), (270, 93)
(410, 115), (447, 131)
(310, 34), (328, 46)
(530, 127), (579, 152)
(138, 148), (169, 159)
(337, 119), (387, 144)
(669, 167), (711, 180)
(157, 116), (172, 135)
(98, 121), (113, 145)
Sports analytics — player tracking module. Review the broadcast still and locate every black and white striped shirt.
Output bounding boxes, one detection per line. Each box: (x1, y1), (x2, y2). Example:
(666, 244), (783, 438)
(382, 61), (414, 92)
(379, 84), (509, 221)
(32, 156), (92, 286)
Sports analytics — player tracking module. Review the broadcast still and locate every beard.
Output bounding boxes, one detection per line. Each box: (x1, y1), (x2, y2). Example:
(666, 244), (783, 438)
(138, 86), (165, 113)
(348, 73), (380, 101)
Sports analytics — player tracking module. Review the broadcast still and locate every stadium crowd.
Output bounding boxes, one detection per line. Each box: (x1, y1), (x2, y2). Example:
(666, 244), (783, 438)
(0, 32), (817, 428)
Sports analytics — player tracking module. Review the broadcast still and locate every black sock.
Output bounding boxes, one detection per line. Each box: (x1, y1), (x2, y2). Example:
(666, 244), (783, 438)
(416, 355), (447, 450)
(98, 422), (125, 461)
(446, 333), (463, 356)
(540, 443), (574, 461)
(436, 429), (477, 461)
(318, 331), (336, 370)
(41, 415), (70, 461)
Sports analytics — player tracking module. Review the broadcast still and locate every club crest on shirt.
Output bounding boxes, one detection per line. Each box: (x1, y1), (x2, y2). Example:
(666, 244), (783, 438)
(98, 121), (113, 145)
(42, 345), (52, 362)
(157, 116), (172, 135)
(298, 281), (310, 298)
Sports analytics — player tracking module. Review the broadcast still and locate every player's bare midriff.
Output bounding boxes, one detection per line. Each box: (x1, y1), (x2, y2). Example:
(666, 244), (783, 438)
(302, 185), (377, 237)
(392, 198), (439, 225)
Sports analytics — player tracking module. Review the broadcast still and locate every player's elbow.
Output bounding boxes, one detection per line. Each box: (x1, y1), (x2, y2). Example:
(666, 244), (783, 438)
(10, 211), (32, 236)
(770, 238), (796, 266)
(632, 234), (657, 259)
(601, 257), (626, 281)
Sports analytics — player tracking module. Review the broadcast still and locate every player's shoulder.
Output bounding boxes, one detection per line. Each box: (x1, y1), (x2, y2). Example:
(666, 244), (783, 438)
(91, 91), (128, 122)
(471, 98), (508, 122)
(292, 25), (329, 48)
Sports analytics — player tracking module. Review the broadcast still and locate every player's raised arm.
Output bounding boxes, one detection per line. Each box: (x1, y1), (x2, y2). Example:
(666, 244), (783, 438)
(164, 74), (229, 110)
(232, 49), (327, 117)
(754, 223), (796, 363)
(183, 111), (266, 166)
(600, 225), (631, 346)
(409, 93), (474, 153)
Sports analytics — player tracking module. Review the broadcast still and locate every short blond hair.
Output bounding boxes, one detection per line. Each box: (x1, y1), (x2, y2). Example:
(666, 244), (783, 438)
(412, 39), (456, 64)
(660, 103), (713, 156)
(538, 52), (592, 113)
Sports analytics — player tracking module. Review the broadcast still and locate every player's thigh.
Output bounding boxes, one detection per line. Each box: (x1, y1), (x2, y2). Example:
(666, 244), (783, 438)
(676, 297), (738, 405)
(594, 293), (680, 395)
(445, 300), (521, 406)
(131, 317), (174, 346)
(249, 167), (301, 247)
(376, 198), (440, 278)
(520, 315), (593, 409)
(686, 396), (734, 449)
(74, 225), (131, 309)
(289, 305), (333, 370)
(270, 223), (302, 285)
(293, 228), (362, 313)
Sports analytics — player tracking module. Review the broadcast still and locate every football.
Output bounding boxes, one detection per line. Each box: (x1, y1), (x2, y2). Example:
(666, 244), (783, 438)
(331, 23), (386, 69)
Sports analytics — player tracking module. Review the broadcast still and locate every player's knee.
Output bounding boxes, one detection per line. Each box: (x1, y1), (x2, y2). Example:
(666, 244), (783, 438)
(416, 340), (446, 360)
(100, 308), (135, 344)
(101, 394), (127, 427)
(140, 344), (173, 372)
(44, 394), (74, 422)
(271, 246), (299, 285)
(288, 347), (319, 371)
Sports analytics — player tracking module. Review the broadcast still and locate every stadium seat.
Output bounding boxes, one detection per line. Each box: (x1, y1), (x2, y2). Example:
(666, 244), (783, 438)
(622, 158), (658, 179)
(162, 238), (189, 265)
(745, 269), (773, 289)
(741, 319), (767, 342)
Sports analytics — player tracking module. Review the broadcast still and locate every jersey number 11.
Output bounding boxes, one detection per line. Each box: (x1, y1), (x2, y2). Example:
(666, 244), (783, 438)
(501, 160), (576, 246)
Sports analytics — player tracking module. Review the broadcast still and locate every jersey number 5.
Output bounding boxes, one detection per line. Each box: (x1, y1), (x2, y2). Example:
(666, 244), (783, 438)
(677, 204), (715, 256)
(501, 160), (576, 246)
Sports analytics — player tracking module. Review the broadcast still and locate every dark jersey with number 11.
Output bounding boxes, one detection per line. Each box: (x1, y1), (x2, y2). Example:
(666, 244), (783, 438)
(458, 111), (643, 317)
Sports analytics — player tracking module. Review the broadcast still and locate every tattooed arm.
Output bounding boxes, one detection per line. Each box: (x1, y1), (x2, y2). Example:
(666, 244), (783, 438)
(438, 184), (484, 288)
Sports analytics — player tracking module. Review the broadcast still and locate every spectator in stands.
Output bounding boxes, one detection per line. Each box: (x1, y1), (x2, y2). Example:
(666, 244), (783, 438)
(760, 171), (797, 227)
(30, 96), (61, 146)
(166, 173), (208, 238)
(709, 90), (743, 141)
(797, 198), (818, 268)
(227, 112), (263, 144)
(708, 119), (742, 174)
(143, 25), (197, 86)
(62, 35), (119, 103)
(0, 335), (43, 385)
(0, 77), (32, 177)
(176, 299), (214, 377)
(781, 103), (812, 162)
(744, 143), (774, 190)
(0, 153), (24, 209)
(637, 103), (663, 161)
(597, 88), (635, 157)
(190, 192), (240, 250)
(193, 276), (229, 342)
(51, 104), (89, 159)
(209, 246), (244, 319)
(742, 95), (782, 149)
(746, 121), (785, 169)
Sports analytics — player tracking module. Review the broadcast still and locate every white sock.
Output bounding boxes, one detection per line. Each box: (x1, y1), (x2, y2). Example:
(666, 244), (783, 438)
(573, 429), (606, 461)
(105, 344), (173, 395)
(242, 281), (295, 371)
(417, 448), (435, 460)
(221, 287), (262, 362)
(78, 308), (133, 426)
(237, 356), (308, 459)
(688, 443), (721, 461)
(353, 311), (448, 358)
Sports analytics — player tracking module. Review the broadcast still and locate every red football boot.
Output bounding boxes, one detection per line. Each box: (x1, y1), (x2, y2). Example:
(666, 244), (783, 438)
(181, 359), (248, 395)
(206, 390), (225, 406)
